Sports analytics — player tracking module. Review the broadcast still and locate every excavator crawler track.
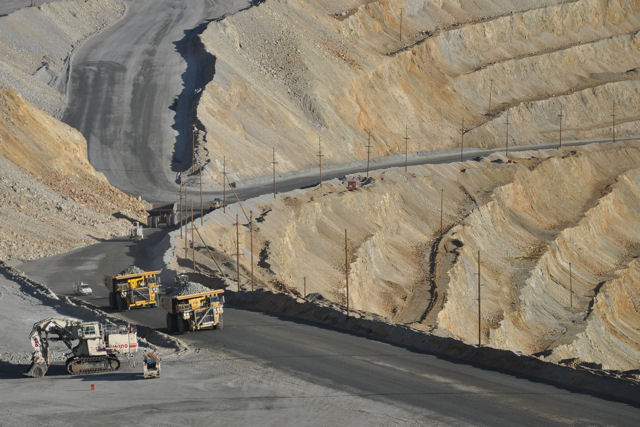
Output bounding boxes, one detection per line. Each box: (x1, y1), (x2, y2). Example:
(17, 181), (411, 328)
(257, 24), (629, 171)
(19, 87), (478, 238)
(66, 355), (120, 375)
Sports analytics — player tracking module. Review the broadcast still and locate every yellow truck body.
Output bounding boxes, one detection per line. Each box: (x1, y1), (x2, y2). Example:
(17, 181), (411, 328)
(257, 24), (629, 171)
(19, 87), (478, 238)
(104, 270), (161, 310)
(160, 289), (224, 333)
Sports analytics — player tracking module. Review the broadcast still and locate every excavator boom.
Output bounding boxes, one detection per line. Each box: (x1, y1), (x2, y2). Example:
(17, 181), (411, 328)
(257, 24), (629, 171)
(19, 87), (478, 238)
(25, 318), (138, 377)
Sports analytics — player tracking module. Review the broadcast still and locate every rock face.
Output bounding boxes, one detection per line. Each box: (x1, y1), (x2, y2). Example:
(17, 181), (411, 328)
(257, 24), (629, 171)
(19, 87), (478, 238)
(196, 0), (639, 183)
(0, 89), (146, 261)
(189, 143), (640, 371)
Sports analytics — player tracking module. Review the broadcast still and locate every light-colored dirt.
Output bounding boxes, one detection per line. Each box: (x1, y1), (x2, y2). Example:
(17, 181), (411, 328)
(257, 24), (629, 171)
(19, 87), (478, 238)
(0, 89), (146, 261)
(180, 142), (640, 372)
(195, 0), (639, 184)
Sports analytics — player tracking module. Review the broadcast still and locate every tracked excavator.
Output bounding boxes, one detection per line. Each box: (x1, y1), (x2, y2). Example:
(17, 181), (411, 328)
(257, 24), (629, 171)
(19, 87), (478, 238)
(25, 318), (138, 377)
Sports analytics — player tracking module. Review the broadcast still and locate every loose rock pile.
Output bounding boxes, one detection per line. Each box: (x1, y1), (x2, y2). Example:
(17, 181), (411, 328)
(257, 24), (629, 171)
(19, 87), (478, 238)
(119, 265), (144, 276)
(171, 282), (210, 297)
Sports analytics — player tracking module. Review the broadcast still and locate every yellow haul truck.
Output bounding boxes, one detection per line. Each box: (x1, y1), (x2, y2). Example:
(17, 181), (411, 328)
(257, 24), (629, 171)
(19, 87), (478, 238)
(160, 289), (224, 334)
(105, 270), (161, 310)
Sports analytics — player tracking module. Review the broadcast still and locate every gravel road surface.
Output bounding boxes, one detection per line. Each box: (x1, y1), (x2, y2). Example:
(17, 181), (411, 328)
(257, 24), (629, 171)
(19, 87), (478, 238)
(62, 0), (252, 200)
(19, 234), (640, 425)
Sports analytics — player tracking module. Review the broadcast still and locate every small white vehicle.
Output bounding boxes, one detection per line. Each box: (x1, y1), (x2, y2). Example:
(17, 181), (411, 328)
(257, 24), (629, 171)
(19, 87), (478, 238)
(73, 282), (93, 296)
(129, 222), (144, 241)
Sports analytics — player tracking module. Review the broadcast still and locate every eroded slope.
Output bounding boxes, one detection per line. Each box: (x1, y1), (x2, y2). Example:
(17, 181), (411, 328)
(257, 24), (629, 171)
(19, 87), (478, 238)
(0, 89), (145, 261)
(180, 142), (640, 371)
(196, 0), (640, 183)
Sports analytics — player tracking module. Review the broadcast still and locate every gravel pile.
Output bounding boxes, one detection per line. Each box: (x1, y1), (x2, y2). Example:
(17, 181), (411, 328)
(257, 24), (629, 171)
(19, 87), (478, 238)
(171, 282), (209, 297)
(119, 265), (144, 276)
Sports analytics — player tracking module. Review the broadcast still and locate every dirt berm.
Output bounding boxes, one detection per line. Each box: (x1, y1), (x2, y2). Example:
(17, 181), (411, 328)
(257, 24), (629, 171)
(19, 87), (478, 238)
(227, 287), (640, 407)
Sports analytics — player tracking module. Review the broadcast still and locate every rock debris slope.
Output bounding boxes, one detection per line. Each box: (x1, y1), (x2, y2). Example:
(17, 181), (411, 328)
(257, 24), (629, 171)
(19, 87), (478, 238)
(182, 143), (640, 371)
(195, 0), (639, 183)
(0, 89), (145, 261)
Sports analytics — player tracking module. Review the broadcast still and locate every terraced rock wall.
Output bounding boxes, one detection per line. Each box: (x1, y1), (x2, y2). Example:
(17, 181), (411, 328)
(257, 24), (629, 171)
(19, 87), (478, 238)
(197, 0), (640, 183)
(185, 142), (640, 371)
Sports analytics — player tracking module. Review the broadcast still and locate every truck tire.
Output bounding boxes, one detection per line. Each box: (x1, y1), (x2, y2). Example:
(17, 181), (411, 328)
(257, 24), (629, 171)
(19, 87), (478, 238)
(217, 315), (223, 330)
(108, 292), (115, 309)
(176, 316), (186, 334)
(116, 295), (124, 311)
(166, 314), (175, 333)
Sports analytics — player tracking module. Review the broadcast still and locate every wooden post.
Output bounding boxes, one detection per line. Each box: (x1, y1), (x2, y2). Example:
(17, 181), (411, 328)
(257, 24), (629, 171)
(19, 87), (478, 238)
(366, 131), (372, 178)
(569, 262), (573, 310)
(192, 125), (196, 172)
(236, 214), (240, 292)
(223, 156), (227, 213)
(191, 199), (196, 272)
(505, 110), (510, 156)
(488, 79), (493, 116)
(184, 191), (188, 259)
(440, 188), (444, 233)
(399, 8), (404, 42)
(478, 250), (481, 347)
(345, 229), (349, 318)
(460, 119), (464, 162)
(558, 105), (563, 149)
(272, 147), (277, 198)
(404, 124), (409, 172)
(199, 165), (203, 226)
(250, 211), (254, 292)
(612, 100), (616, 144)
(317, 136), (323, 188)
(179, 177), (183, 238)
(303, 276), (306, 299)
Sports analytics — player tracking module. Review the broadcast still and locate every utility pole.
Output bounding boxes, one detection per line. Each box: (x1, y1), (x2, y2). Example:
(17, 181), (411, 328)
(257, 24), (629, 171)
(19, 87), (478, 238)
(303, 276), (307, 299)
(569, 262), (573, 310)
(440, 188), (444, 233)
(184, 191), (188, 259)
(250, 211), (254, 291)
(399, 8), (404, 42)
(488, 79), (493, 116)
(560, 0), (566, 34)
(199, 165), (203, 226)
(223, 156), (227, 213)
(192, 125), (196, 172)
(236, 214), (240, 292)
(179, 177), (183, 238)
(460, 119), (465, 162)
(345, 228), (349, 318)
(366, 131), (372, 178)
(611, 100), (616, 144)
(191, 199), (196, 272)
(404, 124), (409, 172)
(317, 136), (324, 188)
(505, 110), (510, 156)
(477, 250), (481, 347)
(558, 105), (563, 149)
(272, 147), (277, 198)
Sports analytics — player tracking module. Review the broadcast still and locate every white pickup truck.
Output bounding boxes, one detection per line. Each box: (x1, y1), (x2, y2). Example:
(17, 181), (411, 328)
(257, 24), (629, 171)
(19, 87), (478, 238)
(73, 282), (93, 296)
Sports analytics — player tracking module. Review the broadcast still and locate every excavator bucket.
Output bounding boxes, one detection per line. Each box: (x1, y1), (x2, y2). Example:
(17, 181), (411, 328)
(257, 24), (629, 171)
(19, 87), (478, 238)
(25, 351), (49, 377)
(25, 361), (48, 378)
